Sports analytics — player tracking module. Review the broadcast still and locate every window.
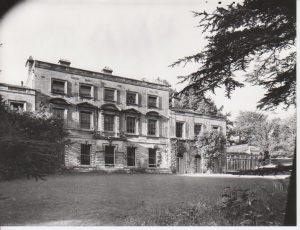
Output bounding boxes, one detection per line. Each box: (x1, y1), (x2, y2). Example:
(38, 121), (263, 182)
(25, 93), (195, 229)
(53, 107), (65, 118)
(176, 122), (184, 138)
(104, 114), (114, 131)
(126, 116), (136, 134)
(105, 146), (115, 166)
(148, 148), (156, 167)
(10, 101), (25, 110)
(148, 95), (158, 108)
(127, 147), (135, 166)
(79, 84), (92, 98)
(104, 88), (115, 101)
(126, 92), (138, 105)
(148, 119), (157, 135)
(80, 111), (91, 129)
(52, 79), (66, 94)
(212, 126), (220, 131)
(80, 144), (90, 165)
(194, 124), (202, 136)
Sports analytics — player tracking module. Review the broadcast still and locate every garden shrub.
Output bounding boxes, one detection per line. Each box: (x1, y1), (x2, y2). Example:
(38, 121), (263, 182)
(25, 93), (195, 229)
(0, 98), (68, 180)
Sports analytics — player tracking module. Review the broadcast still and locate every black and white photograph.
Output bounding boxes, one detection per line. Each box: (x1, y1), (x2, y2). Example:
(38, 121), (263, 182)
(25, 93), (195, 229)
(0, 0), (297, 227)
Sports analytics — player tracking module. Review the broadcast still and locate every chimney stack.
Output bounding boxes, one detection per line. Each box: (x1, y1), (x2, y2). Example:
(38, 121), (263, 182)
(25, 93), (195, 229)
(102, 66), (113, 75)
(58, 59), (71, 66)
(21, 81), (23, 87)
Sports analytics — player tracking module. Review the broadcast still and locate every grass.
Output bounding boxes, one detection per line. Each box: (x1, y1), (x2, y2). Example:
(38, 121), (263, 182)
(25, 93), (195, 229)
(0, 173), (289, 226)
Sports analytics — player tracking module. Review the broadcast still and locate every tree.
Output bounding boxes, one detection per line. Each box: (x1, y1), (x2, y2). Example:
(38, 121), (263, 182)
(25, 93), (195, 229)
(0, 97), (69, 180)
(233, 111), (295, 158)
(171, 0), (296, 111)
(196, 130), (226, 173)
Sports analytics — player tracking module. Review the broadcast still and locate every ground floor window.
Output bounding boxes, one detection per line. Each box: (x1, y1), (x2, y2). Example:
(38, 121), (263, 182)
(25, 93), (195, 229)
(127, 147), (135, 166)
(80, 144), (90, 165)
(148, 148), (156, 167)
(105, 145), (115, 166)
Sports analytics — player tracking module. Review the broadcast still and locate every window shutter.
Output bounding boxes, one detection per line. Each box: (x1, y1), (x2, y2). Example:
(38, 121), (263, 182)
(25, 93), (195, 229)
(67, 81), (72, 96)
(138, 93), (142, 106)
(158, 96), (162, 109)
(185, 123), (189, 139)
(93, 86), (98, 100)
(117, 90), (120, 104)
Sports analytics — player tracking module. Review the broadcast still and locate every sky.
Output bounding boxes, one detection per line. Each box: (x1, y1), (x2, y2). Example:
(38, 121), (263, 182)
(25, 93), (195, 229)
(0, 0), (296, 120)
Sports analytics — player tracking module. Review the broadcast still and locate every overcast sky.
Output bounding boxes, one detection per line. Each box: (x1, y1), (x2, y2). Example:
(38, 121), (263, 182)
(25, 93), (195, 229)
(0, 0), (296, 119)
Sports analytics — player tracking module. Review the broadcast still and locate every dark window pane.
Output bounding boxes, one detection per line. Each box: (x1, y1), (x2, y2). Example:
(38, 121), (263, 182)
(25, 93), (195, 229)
(53, 108), (65, 118)
(148, 96), (157, 108)
(126, 92), (137, 105)
(127, 147), (135, 166)
(52, 80), (65, 94)
(80, 144), (90, 165)
(194, 124), (202, 135)
(104, 89), (115, 101)
(126, 116), (136, 133)
(148, 119), (156, 135)
(176, 122), (183, 138)
(80, 111), (91, 129)
(10, 102), (24, 110)
(212, 126), (219, 131)
(80, 84), (92, 98)
(104, 114), (114, 131)
(105, 146), (115, 166)
(148, 148), (156, 167)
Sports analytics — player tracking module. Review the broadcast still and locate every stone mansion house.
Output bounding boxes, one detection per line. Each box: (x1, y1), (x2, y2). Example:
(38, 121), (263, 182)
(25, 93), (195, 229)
(0, 57), (226, 173)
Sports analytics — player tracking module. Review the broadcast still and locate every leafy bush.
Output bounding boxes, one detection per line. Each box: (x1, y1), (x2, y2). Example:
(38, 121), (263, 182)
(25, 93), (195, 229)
(0, 98), (68, 180)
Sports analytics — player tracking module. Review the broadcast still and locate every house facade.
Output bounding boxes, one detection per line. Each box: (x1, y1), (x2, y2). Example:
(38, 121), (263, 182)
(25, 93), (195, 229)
(0, 82), (35, 111)
(0, 56), (227, 173)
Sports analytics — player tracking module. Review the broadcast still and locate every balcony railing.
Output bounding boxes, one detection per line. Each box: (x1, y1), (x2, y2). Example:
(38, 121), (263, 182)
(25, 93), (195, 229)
(93, 131), (126, 139)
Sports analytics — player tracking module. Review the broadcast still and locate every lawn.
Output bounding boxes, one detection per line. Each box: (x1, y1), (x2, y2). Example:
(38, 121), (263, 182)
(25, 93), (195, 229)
(0, 173), (289, 226)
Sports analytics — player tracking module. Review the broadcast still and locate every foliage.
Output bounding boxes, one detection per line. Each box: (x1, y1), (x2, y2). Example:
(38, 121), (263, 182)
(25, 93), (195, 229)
(171, 0), (296, 110)
(196, 130), (226, 172)
(233, 111), (295, 157)
(125, 185), (287, 226)
(0, 97), (68, 180)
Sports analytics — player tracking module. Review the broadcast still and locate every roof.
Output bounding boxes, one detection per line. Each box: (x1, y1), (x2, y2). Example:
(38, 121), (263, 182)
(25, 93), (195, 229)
(170, 107), (225, 120)
(0, 82), (35, 92)
(30, 58), (171, 91)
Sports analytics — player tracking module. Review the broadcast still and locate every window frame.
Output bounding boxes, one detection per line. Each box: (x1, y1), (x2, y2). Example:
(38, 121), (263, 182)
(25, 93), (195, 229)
(79, 83), (93, 99)
(147, 95), (158, 108)
(104, 145), (115, 167)
(126, 91), (138, 105)
(176, 122), (184, 138)
(80, 144), (91, 165)
(51, 79), (67, 95)
(147, 118), (157, 136)
(104, 88), (116, 102)
(104, 114), (115, 132)
(79, 110), (92, 130)
(126, 116), (136, 134)
(9, 100), (26, 111)
(127, 147), (136, 167)
(194, 124), (202, 136)
(148, 148), (156, 168)
(52, 107), (66, 119)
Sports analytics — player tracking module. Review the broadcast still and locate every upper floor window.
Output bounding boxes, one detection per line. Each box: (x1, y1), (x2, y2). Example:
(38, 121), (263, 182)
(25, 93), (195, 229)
(148, 95), (158, 108)
(126, 92), (138, 105)
(51, 79), (66, 94)
(148, 119), (157, 136)
(53, 107), (65, 118)
(79, 84), (93, 98)
(104, 114), (114, 131)
(126, 116), (136, 134)
(104, 88), (116, 101)
(194, 124), (202, 136)
(176, 122), (184, 138)
(212, 126), (220, 131)
(9, 101), (25, 111)
(80, 111), (91, 129)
